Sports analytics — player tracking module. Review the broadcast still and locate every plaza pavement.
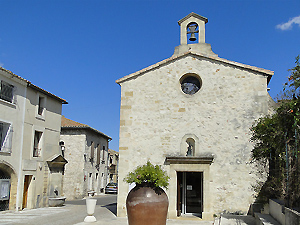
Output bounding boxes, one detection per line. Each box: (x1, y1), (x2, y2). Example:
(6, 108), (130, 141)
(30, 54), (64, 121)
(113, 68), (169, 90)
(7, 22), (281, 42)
(75, 212), (257, 225)
(0, 194), (256, 225)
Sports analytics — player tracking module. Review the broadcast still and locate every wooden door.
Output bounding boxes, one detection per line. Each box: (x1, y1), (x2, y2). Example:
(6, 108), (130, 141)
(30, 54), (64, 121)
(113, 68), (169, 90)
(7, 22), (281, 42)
(22, 175), (31, 209)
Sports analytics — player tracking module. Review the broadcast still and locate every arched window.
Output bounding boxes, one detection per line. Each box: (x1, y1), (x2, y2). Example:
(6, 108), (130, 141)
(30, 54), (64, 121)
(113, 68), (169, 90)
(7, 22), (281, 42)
(186, 138), (195, 156)
(180, 134), (199, 156)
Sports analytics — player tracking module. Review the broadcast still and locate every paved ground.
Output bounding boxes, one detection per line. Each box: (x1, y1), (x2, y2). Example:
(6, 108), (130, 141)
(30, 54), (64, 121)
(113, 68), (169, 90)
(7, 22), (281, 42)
(0, 195), (117, 225)
(0, 194), (256, 225)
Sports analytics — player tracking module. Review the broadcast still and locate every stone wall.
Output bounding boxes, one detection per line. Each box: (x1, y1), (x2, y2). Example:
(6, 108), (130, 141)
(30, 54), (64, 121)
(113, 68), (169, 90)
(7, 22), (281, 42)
(117, 54), (272, 219)
(60, 131), (86, 199)
(61, 129), (109, 200)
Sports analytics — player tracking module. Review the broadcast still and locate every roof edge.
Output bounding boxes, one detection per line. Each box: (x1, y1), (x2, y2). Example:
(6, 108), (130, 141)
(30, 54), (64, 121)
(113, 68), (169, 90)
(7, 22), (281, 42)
(1, 66), (68, 104)
(115, 51), (274, 84)
(178, 12), (208, 25)
(0, 67), (28, 84)
(61, 126), (112, 140)
(28, 83), (68, 104)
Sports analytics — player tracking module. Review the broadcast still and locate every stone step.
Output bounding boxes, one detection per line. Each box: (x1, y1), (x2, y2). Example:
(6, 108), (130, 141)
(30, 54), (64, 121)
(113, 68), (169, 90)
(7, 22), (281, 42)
(255, 213), (281, 225)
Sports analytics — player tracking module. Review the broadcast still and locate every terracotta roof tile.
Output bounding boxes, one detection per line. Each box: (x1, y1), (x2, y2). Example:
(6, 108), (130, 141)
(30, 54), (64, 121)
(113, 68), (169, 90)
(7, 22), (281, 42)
(61, 116), (112, 140)
(61, 115), (88, 127)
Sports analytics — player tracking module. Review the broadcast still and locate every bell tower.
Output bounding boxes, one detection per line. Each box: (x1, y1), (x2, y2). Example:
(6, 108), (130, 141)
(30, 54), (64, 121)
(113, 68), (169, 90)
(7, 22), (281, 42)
(173, 12), (218, 57)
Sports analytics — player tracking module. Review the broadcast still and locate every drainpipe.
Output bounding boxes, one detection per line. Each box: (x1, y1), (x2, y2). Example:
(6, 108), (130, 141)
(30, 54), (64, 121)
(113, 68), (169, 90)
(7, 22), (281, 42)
(16, 85), (27, 211)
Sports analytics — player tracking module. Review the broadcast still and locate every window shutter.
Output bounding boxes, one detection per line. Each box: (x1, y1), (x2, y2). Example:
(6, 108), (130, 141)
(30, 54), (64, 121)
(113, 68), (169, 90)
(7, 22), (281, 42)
(97, 144), (101, 165)
(2, 125), (13, 153)
(12, 86), (17, 104)
(0, 123), (3, 150)
(90, 142), (94, 160)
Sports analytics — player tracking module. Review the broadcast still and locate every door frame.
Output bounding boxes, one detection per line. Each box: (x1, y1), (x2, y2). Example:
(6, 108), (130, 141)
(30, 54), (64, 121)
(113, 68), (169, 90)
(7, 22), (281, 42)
(177, 171), (203, 216)
(22, 175), (32, 209)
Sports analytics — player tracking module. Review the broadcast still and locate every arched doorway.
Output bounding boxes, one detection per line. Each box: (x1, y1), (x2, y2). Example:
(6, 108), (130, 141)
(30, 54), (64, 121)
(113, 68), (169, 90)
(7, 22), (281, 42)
(0, 168), (11, 211)
(0, 162), (17, 211)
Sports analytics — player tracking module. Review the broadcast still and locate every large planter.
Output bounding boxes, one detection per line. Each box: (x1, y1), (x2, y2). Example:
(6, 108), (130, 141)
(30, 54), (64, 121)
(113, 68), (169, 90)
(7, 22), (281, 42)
(126, 183), (169, 225)
(48, 197), (66, 207)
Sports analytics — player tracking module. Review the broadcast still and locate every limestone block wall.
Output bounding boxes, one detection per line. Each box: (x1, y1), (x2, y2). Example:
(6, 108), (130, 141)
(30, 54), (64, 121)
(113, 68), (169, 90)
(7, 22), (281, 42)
(84, 130), (109, 194)
(61, 129), (109, 200)
(60, 132), (85, 200)
(117, 54), (271, 218)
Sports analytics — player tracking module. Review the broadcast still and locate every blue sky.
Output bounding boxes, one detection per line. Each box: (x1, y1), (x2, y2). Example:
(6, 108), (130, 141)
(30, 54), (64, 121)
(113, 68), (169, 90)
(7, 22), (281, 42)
(0, 0), (299, 151)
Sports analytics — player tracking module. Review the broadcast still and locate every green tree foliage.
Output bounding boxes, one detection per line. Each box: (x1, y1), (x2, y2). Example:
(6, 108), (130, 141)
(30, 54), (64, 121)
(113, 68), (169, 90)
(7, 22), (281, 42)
(251, 55), (300, 208)
(124, 161), (169, 189)
(286, 55), (300, 93)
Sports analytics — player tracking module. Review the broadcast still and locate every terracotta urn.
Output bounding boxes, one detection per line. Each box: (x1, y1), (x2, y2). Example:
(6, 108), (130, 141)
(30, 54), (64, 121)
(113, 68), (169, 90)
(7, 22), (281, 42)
(126, 183), (169, 225)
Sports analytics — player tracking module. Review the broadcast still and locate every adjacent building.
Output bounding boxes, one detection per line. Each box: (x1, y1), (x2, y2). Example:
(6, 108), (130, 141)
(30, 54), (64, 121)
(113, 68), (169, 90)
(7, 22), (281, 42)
(108, 149), (119, 183)
(0, 67), (67, 211)
(60, 116), (112, 200)
(116, 13), (275, 220)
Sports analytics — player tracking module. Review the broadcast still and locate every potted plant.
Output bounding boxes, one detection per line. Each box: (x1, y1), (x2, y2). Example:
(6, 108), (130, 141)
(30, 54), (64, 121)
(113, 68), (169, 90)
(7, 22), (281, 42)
(124, 161), (170, 225)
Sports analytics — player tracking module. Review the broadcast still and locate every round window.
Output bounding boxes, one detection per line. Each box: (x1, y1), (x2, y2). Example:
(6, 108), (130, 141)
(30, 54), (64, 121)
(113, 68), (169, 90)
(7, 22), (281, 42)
(180, 75), (202, 95)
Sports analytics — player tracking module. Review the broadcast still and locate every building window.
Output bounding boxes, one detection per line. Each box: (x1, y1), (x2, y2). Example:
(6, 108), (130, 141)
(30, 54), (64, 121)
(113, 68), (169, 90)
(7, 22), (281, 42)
(96, 144), (101, 165)
(33, 131), (42, 157)
(186, 138), (195, 156)
(102, 146), (105, 163)
(0, 81), (14, 103)
(38, 96), (45, 116)
(90, 141), (94, 161)
(180, 134), (199, 156)
(180, 74), (202, 95)
(0, 122), (13, 153)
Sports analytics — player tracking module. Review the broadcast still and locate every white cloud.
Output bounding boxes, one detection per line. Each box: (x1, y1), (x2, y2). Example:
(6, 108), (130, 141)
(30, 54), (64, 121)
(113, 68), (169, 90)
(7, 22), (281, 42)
(276, 15), (300, 30)
(0, 62), (3, 67)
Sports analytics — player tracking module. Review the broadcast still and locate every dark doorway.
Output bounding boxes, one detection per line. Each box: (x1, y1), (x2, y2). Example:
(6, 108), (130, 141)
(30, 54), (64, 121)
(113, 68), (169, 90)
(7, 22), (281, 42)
(177, 172), (203, 216)
(0, 169), (10, 211)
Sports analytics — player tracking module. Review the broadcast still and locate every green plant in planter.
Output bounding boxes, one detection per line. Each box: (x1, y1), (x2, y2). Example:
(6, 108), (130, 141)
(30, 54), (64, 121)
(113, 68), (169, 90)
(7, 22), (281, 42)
(124, 161), (169, 189)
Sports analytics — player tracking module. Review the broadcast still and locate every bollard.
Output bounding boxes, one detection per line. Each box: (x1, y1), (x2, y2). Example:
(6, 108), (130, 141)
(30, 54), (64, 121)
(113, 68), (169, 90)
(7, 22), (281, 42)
(84, 197), (97, 222)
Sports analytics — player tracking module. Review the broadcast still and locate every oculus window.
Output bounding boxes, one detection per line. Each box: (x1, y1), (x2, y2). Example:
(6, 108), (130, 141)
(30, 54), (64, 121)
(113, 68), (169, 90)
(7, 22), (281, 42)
(180, 74), (202, 95)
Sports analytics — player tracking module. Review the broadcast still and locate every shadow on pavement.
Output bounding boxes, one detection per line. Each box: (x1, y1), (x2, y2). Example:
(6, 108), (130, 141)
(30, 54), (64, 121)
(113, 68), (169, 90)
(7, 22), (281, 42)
(220, 214), (256, 225)
(102, 203), (117, 216)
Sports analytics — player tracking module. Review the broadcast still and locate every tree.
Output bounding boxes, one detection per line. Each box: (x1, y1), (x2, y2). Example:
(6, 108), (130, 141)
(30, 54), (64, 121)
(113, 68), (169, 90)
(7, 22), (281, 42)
(250, 55), (300, 208)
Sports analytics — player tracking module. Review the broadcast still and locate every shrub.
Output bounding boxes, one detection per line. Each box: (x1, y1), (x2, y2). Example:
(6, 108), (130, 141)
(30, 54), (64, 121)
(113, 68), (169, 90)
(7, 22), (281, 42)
(124, 161), (169, 189)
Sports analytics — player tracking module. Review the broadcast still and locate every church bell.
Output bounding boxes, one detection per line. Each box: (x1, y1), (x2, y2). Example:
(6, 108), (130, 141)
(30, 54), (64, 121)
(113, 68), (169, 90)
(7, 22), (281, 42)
(189, 33), (196, 41)
(187, 23), (198, 42)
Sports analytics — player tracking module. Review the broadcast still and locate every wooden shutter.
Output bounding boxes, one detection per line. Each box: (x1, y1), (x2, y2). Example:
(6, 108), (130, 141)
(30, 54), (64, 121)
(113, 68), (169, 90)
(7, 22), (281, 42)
(97, 144), (100, 165)
(90, 142), (94, 160)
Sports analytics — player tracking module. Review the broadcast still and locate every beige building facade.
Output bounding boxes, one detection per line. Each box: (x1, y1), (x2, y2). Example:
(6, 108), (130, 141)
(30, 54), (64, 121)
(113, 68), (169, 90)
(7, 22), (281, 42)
(116, 13), (275, 220)
(0, 68), (27, 211)
(60, 116), (111, 200)
(0, 67), (67, 211)
(108, 149), (119, 184)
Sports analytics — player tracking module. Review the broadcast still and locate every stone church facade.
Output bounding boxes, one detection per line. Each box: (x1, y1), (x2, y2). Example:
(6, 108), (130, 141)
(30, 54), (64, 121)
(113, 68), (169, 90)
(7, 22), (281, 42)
(116, 13), (274, 220)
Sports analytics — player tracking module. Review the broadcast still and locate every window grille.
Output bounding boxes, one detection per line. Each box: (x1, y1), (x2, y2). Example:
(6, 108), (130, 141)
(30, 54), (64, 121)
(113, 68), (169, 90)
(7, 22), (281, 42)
(0, 81), (14, 103)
